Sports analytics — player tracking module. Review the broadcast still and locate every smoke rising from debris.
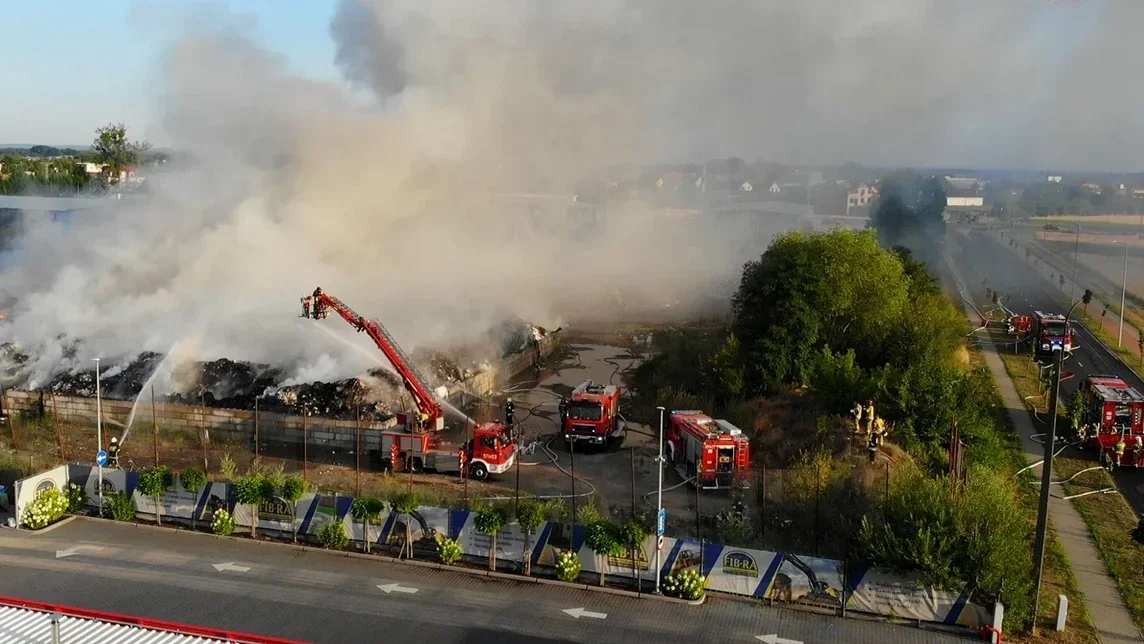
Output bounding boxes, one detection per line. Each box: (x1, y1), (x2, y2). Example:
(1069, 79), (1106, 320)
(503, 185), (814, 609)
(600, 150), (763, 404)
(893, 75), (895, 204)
(2, 0), (1137, 390)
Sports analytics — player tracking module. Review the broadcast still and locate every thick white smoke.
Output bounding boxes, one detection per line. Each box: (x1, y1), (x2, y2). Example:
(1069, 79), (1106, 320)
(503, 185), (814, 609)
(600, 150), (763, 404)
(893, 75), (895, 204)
(4, 0), (1139, 390)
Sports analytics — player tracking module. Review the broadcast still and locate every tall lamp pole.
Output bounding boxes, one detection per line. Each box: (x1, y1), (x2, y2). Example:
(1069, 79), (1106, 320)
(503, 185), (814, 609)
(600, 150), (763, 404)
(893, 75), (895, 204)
(1031, 289), (1091, 626)
(1069, 223), (1080, 302)
(94, 358), (103, 517)
(654, 406), (665, 594)
(1117, 240), (1128, 348)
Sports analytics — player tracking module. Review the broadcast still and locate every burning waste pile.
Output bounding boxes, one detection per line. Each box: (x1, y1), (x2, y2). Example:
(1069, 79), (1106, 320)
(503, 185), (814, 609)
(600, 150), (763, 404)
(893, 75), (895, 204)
(0, 320), (553, 422)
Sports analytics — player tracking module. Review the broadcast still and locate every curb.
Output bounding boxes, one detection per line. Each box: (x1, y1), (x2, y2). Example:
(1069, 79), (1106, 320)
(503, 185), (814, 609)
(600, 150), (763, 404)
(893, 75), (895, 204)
(68, 516), (705, 606)
(15, 515), (77, 535)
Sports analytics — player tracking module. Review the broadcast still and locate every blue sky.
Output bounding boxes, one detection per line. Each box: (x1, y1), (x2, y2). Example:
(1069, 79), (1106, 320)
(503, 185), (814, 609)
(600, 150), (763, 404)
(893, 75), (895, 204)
(0, 1), (341, 146)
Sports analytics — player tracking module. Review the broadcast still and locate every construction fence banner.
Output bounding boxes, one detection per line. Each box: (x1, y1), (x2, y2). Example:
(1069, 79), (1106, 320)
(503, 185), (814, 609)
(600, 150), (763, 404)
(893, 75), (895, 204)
(12, 464), (69, 524)
(230, 492), (322, 536)
(69, 465), (138, 508)
(846, 567), (991, 628)
(449, 509), (534, 563)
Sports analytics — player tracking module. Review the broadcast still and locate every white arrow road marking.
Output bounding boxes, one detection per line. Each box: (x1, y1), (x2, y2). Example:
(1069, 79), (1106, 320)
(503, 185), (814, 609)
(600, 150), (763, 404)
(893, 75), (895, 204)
(212, 562), (251, 573)
(376, 583), (419, 594)
(562, 607), (607, 620)
(55, 545), (104, 559)
(755, 635), (803, 644)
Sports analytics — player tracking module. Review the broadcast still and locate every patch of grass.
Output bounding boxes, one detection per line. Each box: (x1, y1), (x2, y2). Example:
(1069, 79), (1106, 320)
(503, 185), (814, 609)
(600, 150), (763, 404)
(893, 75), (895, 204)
(1053, 456), (1144, 634)
(993, 349), (1141, 638)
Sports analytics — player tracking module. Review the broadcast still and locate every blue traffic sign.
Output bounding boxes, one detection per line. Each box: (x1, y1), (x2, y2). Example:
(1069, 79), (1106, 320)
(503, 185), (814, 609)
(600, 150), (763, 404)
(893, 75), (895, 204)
(95, 450), (108, 467)
(657, 508), (666, 536)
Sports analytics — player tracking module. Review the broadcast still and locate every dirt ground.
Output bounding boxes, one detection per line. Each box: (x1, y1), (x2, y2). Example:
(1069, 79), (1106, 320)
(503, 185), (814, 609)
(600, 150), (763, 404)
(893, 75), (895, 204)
(474, 342), (743, 536)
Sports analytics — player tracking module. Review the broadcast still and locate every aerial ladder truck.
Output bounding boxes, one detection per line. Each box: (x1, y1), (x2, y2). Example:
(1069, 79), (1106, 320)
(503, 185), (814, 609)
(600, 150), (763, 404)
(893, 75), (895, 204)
(300, 288), (515, 481)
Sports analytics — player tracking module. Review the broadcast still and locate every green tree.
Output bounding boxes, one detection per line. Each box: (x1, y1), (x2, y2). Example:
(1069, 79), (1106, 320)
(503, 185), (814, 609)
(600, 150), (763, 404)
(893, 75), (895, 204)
(350, 497), (386, 553)
(703, 334), (744, 404)
(732, 229), (910, 390)
(584, 520), (625, 586)
(1138, 329), (1143, 368)
(233, 474), (276, 538)
(180, 467), (207, 531)
(618, 518), (648, 580)
(391, 493), (420, 559)
(136, 465), (174, 526)
(892, 246), (940, 300)
(474, 504), (509, 571)
(91, 123), (150, 178)
(279, 475), (308, 544)
(516, 499), (546, 576)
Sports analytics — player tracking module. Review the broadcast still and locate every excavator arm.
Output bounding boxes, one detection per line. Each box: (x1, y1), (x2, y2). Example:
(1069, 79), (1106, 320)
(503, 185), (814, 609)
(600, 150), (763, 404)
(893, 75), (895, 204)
(300, 287), (444, 431)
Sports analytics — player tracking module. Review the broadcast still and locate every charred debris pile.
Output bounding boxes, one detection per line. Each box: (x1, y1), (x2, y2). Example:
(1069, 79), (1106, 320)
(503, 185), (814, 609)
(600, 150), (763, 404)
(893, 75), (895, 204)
(1, 321), (552, 421)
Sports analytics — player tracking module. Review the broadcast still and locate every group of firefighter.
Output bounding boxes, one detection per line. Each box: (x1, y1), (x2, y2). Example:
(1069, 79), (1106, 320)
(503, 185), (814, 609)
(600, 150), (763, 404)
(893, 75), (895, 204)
(1072, 419), (1144, 470)
(851, 399), (887, 463)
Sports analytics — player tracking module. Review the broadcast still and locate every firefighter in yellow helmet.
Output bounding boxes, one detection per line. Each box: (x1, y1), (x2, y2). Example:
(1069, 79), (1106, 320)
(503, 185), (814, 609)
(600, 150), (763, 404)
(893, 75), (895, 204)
(864, 400), (876, 435)
(850, 402), (864, 434)
(873, 416), (887, 446)
(1114, 434), (1126, 468)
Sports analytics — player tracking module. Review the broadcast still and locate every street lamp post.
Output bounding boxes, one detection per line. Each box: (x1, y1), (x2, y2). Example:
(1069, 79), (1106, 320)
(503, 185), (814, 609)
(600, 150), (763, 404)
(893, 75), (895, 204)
(94, 358), (103, 517)
(1031, 290), (1091, 626)
(1069, 223), (1080, 302)
(655, 406), (665, 594)
(1118, 240), (1129, 348)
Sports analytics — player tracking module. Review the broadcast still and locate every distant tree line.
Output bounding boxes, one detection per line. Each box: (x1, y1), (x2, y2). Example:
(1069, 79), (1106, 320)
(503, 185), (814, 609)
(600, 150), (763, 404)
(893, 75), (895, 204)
(0, 123), (154, 196)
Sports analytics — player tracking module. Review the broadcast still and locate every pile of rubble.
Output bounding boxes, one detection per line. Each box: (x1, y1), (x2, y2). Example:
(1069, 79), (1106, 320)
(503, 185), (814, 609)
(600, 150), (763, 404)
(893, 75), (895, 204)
(0, 320), (553, 421)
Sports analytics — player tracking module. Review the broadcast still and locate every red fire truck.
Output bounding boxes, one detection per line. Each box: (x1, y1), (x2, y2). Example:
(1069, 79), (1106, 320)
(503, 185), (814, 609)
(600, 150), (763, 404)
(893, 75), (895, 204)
(1032, 310), (1076, 358)
(666, 410), (751, 490)
(300, 288), (515, 481)
(1077, 374), (1144, 467)
(561, 380), (624, 448)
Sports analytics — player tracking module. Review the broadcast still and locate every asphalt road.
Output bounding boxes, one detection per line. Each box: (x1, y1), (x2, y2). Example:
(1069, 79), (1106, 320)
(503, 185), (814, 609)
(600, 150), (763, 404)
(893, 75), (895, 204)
(958, 229), (1144, 513)
(0, 519), (971, 644)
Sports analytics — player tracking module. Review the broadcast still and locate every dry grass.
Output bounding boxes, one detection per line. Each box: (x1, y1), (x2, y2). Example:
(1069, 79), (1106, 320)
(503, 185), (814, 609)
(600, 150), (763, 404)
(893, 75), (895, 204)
(993, 350), (1143, 638)
(1053, 457), (1144, 634)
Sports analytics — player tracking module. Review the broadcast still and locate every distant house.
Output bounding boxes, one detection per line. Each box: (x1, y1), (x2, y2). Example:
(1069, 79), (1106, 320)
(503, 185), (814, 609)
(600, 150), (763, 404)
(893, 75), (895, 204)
(1047, 175), (1062, 183)
(1081, 182), (1102, 194)
(740, 181), (753, 192)
(946, 191), (984, 208)
(78, 162), (104, 175)
(846, 183), (878, 214)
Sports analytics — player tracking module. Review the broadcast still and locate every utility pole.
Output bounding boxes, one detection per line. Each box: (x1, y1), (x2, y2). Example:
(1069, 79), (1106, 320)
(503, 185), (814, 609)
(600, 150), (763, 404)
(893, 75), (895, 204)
(1118, 240), (1128, 348)
(655, 406), (665, 594)
(1069, 223), (1079, 303)
(151, 385), (159, 466)
(1032, 291), (1089, 626)
(94, 358), (103, 517)
(570, 439), (577, 522)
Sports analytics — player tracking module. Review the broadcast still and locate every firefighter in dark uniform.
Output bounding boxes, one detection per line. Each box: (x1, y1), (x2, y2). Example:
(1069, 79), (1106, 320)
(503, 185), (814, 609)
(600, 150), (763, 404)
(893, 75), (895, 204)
(504, 398), (515, 427)
(867, 432), (878, 464)
(107, 436), (120, 468)
(558, 397), (569, 424)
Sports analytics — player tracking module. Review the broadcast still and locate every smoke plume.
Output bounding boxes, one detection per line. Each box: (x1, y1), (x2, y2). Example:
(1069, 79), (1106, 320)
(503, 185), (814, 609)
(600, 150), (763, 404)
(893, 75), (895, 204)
(3, 0), (1138, 390)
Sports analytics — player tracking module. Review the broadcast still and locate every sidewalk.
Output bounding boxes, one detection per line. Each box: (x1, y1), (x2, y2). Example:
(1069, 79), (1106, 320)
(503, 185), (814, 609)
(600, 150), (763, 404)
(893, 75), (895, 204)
(980, 344), (1143, 644)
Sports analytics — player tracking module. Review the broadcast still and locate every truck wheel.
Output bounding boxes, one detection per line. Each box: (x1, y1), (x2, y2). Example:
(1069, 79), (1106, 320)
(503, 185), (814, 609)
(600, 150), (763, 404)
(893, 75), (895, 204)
(407, 456), (423, 473)
(469, 462), (489, 481)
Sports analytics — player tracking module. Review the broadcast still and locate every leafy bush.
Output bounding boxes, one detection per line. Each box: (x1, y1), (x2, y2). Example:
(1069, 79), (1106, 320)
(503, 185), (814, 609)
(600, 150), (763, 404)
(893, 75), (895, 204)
(517, 500), (546, 575)
(64, 483), (87, 514)
(211, 508), (236, 536)
(584, 520), (625, 586)
(105, 491), (136, 522)
(317, 520), (349, 549)
(180, 467), (207, 494)
(474, 504), (509, 570)
(663, 569), (706, 600)
(350, 497), (386, 553)
(435, 534), (462, 565)
(21, 487), (69, 529)
(855, 467), (1034, 631)
(555, 550), (581, 582)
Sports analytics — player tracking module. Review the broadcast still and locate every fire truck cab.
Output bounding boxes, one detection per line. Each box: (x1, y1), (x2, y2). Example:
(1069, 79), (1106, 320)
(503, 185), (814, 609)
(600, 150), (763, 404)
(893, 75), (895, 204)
(1032, 311), (1075, 357)
(381, 416), (515, 481)
(667, 410), (750, 490)
(1078, 375), (1144, 466)
(562, 380), (625, 448)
